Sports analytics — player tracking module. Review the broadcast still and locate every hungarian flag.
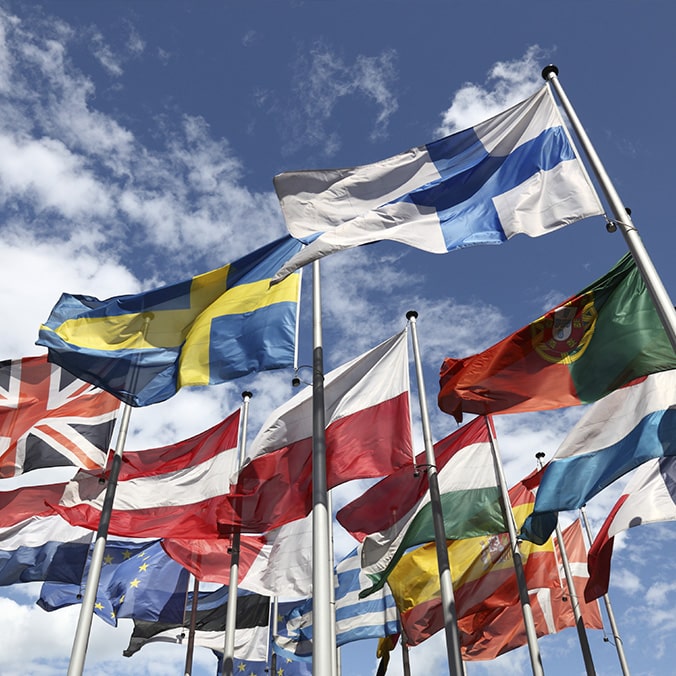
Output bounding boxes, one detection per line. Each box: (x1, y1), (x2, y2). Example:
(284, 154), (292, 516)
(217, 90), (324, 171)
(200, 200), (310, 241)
(53, 409), (240, 539)
(0, 355), (120, 478)
(336, 415), (505, 596)
(438, 254), (676, 422)
(387, 472), (557, 646)
(586, 455), (676, 601)
(217, 330), (413, 534)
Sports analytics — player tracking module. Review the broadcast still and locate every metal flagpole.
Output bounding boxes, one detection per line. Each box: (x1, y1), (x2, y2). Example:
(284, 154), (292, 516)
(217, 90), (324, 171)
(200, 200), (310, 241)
(67, 400), (132, 676)
(270, 597), (278, 676)
(580, 506), (631, 676)
(67, 315), (151, 676)
(535, 454), (596, 675)
(222, 391), (253, 676)
(485, 417), (544, 676)
(311, 259), (335, 676)
(183, 576), (200, 676)
(405, 311), (464, 676)
(542, 64), (676, 351)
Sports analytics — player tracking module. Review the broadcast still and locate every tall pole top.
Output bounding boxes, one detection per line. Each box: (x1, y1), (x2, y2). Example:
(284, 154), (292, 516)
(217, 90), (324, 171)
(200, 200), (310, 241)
(542, 64), (559, 80)
(241, 390), (253, 400)
(406, 310), (418, 321)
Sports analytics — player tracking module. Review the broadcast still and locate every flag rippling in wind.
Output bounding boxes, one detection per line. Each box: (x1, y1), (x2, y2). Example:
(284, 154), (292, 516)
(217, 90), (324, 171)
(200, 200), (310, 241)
(521, 369), (676, 545)
(53, 409), (240, 539)
(0, 355), (120, 478)
(38, 539), (189, 627)
(217, 331), (413, 534)
(439, 254), (676, 422)
(273, 546), (400, 662)
(387, 472), (556, 646)
(586, 455), (676, 601)
(271, 84), (602, 281)
(37, 236), (303, 407)
(124, 585), (270, 661)
(337, 415), (504, 596)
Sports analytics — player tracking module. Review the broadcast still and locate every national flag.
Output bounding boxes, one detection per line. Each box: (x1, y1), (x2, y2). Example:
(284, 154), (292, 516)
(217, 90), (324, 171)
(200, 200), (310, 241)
(273, 545), (400, 662)
(459, 520), (602, 660)
(0, 513), (92, 587)
(124, 586), (270, 662)
(438, 254), (676, 422)
(336, 415), (504, 596)
(37, 236), (303, 407)
(53, 410), (240, 539)
(38, 539), (189, 627)
(521, 369), (676, 545)
(217, 331), (413, 533)
(163, 513), (313, 598)
(387, 472), (557, 646)
(586, 455), (676, 601)
(375, 635), (399, 676)
(271, 85), (602, 282)
(218, 656), (312, 676)
(0, 355), (120, 478)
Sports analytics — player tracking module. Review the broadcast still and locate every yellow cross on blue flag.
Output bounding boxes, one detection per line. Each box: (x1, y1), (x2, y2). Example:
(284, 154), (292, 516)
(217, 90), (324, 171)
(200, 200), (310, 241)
(37, 236), (303, 406)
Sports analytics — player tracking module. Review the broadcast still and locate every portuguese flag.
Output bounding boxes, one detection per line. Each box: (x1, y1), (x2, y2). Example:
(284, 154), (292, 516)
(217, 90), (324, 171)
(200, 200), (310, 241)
(439, 253), (676, 421)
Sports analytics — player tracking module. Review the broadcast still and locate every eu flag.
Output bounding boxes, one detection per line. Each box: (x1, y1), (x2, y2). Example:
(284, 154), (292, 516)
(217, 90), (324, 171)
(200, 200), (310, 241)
(37, 236), (303, 406)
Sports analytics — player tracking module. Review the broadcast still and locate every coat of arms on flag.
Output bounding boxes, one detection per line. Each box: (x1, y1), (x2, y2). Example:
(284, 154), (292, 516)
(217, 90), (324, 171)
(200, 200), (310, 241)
(0, 355), (120, 478)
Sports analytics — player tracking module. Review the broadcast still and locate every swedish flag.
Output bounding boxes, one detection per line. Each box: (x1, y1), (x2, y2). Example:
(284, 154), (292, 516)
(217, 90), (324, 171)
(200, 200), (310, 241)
(37, 236), (303, 406)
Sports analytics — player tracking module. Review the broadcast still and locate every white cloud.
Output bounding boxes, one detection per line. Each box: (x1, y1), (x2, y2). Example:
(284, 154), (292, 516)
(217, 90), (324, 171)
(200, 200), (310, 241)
(436, 45), (548, 136)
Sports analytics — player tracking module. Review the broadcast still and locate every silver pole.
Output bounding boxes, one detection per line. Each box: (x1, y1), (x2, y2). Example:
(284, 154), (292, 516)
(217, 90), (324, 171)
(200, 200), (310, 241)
(67, 400), (133, 676)
(183, 576), (200, 676)
(270, 597), (278, 676)
(580, 506), (631, 676)
(222, 391), (253, 676)
(535, 455), (596, 674)
(486, 419), (544, 676)
(311, 260), (334, 676)
(542, 65), (676, 351)
(405, 311), (464, 676)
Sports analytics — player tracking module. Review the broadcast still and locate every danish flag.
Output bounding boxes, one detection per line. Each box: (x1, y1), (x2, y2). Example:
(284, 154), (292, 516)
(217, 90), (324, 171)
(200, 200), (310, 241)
(0, 355), (121, 478)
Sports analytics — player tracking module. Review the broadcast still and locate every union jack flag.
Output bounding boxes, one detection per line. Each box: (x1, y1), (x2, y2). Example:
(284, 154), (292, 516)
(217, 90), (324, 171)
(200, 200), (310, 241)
(0, 355), (121, 478)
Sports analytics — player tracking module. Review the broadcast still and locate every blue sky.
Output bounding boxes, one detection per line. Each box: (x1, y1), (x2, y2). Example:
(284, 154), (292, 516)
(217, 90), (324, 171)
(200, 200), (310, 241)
(0, 1), (675, 674)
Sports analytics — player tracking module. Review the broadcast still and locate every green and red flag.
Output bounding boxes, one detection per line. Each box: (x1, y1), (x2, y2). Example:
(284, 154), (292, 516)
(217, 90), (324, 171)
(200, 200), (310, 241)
(438, 253), (676, 421)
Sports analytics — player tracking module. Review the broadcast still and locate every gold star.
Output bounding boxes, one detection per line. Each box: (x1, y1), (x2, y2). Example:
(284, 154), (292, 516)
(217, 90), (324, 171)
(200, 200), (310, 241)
(138, 562), (149, 573)
(277, 667), (284, 676)
(110, 611), (116, 619)
(129, 578), (140, 588)
(103, 554), (113, 565)
(119, 594), (125, 604)
(237, 664), (246, 672)
(94, 602), (104, 611)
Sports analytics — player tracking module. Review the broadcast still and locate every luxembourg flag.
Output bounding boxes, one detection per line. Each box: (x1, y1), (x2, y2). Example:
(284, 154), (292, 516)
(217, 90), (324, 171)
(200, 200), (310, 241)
(272, 84), (602, 281)
(585, 455), (676, 601)
(521, 369), (676, 544)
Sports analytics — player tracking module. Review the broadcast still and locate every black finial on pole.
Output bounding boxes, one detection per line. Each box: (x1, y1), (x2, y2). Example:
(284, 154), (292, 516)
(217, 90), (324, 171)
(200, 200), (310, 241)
(541, 64), (559, 81)
(241, 391), (252, 400)
(406, 310), (418, 320)
(535, 451), (546, 460)
(291, 377), (301, 387)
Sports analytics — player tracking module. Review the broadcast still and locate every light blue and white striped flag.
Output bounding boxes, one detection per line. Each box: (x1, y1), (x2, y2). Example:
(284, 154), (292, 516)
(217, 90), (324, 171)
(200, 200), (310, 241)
(272, 84), (602, 282)
(273, 546), (400, 661)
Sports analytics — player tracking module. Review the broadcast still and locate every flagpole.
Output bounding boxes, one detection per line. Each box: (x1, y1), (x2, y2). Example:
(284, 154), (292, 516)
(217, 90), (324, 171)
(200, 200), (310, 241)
(183, 576), (200, 676)
(405, 311), (464, 676)
(66, 400), (133, 676)
(580, 506), (631, 676)
(311, 259), (335, 676)
(485, 417), (544, 676)
(542, 64), (676, 351)
(222, 391), (253, 676)
(270, 596), (278, 676)
(535, 455), (596, 674)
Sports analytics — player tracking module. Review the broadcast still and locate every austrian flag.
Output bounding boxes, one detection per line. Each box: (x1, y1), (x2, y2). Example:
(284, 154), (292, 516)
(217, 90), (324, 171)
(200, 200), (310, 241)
(0, 355), (121, 478)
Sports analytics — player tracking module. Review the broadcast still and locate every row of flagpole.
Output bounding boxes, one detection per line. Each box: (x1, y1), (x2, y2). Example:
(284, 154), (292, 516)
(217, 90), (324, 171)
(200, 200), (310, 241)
(62, 63), (676, 675)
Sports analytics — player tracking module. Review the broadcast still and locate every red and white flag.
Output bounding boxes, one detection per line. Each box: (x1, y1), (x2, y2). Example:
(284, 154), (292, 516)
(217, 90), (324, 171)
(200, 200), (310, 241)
(217, 330), (413, 533)
(54, 409), (240, 539)
(0, 355), (121, 478)
(586, 455), (676, 601)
